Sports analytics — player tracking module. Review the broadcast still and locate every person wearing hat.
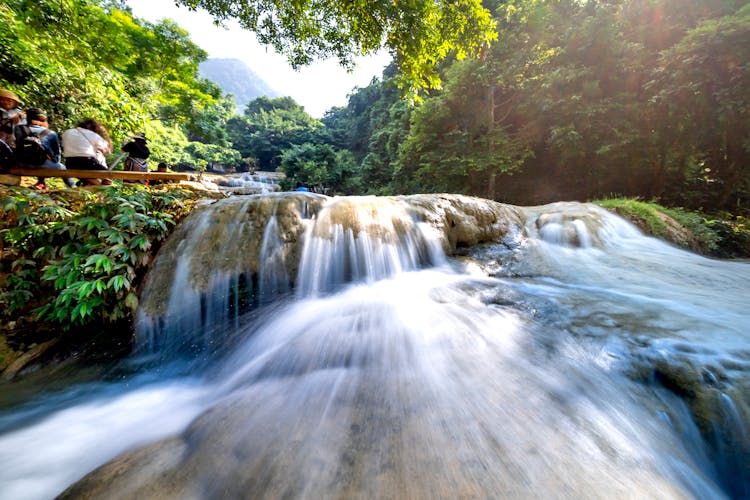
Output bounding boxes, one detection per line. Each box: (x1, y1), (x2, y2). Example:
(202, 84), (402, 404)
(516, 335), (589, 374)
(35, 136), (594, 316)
(121, 132), (150, 184)
(0, 89), (25, 164)
(18, 108), (75, 189)
(0, 89), (25, 127)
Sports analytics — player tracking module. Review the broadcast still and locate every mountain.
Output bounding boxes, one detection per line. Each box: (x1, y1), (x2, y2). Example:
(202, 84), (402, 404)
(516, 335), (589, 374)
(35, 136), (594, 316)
(199, 58), (280, 113)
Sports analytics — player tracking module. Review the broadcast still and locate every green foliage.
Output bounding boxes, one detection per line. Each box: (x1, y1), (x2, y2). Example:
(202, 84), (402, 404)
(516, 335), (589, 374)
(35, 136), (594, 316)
(322, 66), (412, 194)
(0, 185), (196, 329)
(395, 58), (531, 196)
(280, 143), (347, 191)
(648, 3), (750, 208)
(4, 0), (749, 210)
(2, 0), (145, 142)
(185, 141), (242, 171)
(176, 0), (496, 97)
(335, 0), (750, 209)
(1, 0), (242, 168)
(228, 97), (325, 170)
(606, 197), (750, 259)
(141, 120), (193, 167)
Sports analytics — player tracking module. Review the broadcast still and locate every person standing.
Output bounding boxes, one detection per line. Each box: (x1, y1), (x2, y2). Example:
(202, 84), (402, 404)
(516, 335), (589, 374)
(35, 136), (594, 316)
(17, 108), (75, 189)
(61, 118), (113, 185)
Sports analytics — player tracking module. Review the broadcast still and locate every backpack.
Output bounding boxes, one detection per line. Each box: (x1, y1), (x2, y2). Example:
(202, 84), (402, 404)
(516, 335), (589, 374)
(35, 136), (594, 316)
(0, 138), (13, 171)
(124, 139), (150, 159)
(14, 125), (50, 166)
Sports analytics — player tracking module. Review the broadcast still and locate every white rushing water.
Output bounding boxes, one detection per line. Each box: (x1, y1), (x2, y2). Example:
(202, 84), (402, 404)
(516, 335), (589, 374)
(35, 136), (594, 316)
(0, 198), (748, 499)
(214, 171), (281, 195)
(0, 378), (213, 500)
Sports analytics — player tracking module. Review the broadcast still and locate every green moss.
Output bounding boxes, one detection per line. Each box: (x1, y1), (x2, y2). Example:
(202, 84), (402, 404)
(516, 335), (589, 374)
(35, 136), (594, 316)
(595, 197), (750, 257)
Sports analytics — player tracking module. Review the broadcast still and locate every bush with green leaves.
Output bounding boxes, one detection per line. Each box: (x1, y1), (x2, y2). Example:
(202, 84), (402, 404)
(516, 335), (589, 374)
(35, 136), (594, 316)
(0, 185), (197, 330)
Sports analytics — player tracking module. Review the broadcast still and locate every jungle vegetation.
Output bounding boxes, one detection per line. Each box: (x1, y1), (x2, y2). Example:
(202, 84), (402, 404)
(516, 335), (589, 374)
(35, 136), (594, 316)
(313, 0), (750, 212)
(218, 0), (750, 214)
(3, 0), (748, 213)
(1, 0), (239, 170)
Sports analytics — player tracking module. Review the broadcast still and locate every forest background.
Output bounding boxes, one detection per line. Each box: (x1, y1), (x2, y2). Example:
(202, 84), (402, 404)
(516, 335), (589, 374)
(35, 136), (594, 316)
(2, 0), (749, 212)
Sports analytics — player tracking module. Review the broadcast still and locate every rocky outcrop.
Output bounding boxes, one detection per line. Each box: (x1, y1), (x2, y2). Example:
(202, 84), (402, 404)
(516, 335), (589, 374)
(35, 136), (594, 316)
(401, 193), (526, 251)
(137, 193), (527, 317)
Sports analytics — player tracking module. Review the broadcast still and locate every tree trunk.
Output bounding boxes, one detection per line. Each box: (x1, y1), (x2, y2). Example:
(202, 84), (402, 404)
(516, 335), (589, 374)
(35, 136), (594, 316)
(650, 143), (668, 199)
(487, 86), (496, 200)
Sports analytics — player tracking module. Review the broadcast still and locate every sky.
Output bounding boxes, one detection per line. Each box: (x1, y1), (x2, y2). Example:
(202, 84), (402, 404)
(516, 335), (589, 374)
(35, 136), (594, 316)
(126, 0), (391, 118)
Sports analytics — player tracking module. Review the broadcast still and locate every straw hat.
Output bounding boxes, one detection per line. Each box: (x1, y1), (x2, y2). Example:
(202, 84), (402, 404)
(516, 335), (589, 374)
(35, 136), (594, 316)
(0, 89), (21, 105)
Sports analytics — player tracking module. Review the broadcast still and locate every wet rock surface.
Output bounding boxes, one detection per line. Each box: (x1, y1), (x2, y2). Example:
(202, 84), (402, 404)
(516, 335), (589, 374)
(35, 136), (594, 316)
(10, 194), (746, 500)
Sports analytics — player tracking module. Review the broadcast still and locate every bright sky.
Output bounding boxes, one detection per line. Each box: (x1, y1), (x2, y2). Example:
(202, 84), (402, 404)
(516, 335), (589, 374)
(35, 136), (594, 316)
(126, 0), (391, 118)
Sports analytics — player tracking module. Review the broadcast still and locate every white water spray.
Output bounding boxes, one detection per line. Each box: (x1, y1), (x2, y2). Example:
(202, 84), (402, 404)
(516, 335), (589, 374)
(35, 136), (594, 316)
(0, 197), (748, 499)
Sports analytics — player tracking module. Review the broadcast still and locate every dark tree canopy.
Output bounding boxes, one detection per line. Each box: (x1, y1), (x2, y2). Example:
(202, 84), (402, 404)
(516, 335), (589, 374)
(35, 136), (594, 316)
(314, 0), (750, 211)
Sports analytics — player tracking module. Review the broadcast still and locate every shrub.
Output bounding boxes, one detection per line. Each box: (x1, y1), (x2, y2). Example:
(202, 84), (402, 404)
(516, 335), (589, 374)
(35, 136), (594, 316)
(0, 185), (197, 329)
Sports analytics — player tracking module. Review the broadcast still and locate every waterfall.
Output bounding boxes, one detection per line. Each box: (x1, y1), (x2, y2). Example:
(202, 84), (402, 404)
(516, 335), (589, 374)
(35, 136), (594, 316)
(135, 193), (327, 358)
(0, 195), (748, 500)
(294, 196), (445, 297)
(210, 171), (282, 195)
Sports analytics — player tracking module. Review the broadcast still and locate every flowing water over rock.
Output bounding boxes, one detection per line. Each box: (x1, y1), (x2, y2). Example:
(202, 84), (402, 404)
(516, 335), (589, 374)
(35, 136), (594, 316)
(1, 194), (749, 499)
(206, 171), (283, 196)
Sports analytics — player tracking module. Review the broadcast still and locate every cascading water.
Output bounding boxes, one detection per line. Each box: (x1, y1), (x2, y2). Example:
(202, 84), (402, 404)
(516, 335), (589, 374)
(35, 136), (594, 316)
(294, 196), (445, 297)
(211, 171), (282, 195)
(0, 194), (748, 499)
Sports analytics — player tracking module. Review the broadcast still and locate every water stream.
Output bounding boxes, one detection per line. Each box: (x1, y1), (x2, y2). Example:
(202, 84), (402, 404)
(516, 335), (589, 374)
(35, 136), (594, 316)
(0, 194), (748, 499)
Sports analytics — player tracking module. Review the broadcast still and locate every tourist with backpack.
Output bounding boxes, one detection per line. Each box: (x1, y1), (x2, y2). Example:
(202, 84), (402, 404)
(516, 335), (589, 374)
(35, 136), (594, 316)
(15, 108), (75, 189)
(61, 118), (113, 186)
(122, 132), (150, 184)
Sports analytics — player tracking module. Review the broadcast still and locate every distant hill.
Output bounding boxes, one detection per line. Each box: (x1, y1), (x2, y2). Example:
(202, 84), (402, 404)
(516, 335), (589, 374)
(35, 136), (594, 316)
(199, 58), (280, 113)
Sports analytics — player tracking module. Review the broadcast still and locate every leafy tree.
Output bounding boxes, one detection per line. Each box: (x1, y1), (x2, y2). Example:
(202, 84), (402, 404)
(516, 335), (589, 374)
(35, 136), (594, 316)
(174, 0), (496, 96)
(1, 0), (240, 167)
(395, 51), (531, 197)
(184, 141), (242, 171)
(328, 0), (749, 209)
(245, 96), (300, 115)
(321, 64), (411, 194)
(323, 78), (384, 161)
(228, 96), (324, 170)
(1, 0), (146, 145)
(360, 98), (411, 194)
(280, 143), (339, 190)
(142, 120), (194, 167)
(649, 4), (750, 208)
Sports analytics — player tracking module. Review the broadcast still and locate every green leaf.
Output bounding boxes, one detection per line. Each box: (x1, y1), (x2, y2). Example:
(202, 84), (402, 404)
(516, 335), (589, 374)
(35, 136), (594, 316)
(125, 292), (139, 310)
(107, 275), (125, 292)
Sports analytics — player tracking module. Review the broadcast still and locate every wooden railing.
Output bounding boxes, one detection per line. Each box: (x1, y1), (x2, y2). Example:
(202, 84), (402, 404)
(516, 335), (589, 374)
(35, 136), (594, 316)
(5, 168), (193, 182)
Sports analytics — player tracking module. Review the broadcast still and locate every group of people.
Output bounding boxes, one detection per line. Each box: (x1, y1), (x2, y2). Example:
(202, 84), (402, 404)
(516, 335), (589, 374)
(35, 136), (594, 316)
(0, 88), (155, 189)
